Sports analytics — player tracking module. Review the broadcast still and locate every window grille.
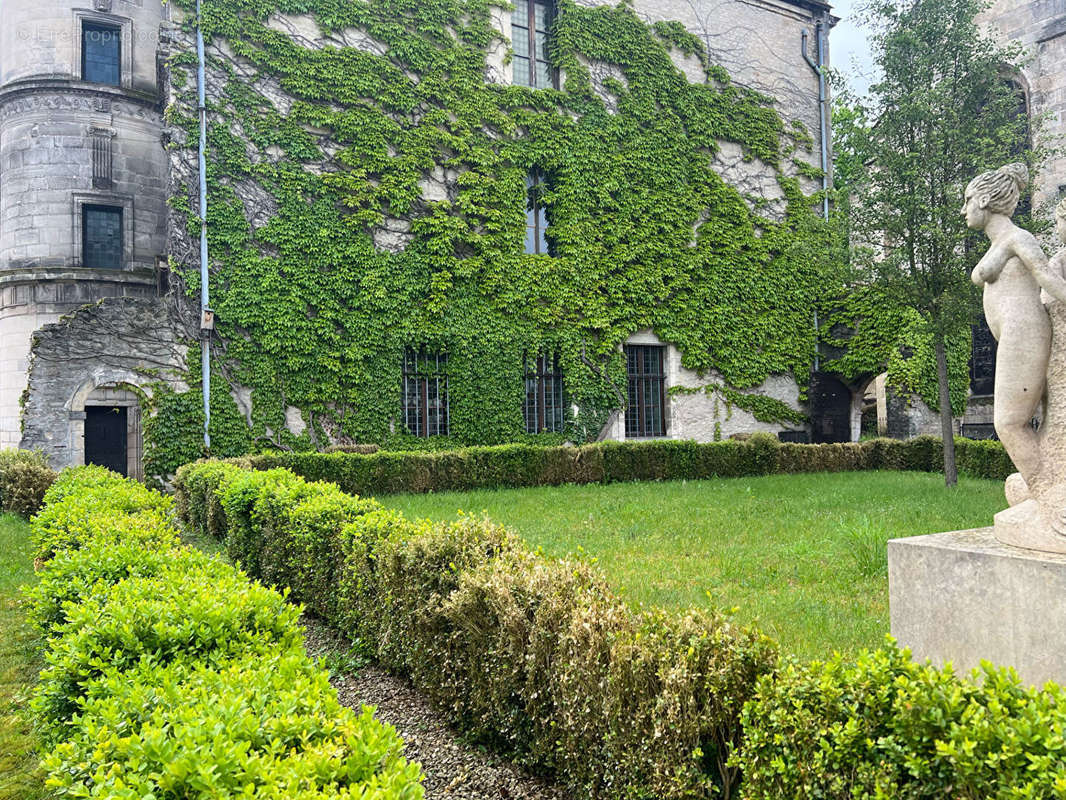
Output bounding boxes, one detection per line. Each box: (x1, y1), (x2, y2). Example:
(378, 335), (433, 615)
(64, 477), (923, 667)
(512, 0), (557, 89)
(402, 350), (449, 437)
(525, 171), (550, 254)
(82, 22), (121, 86)
(970, 314), (996, 396)
(624, 345), (666, 438)
(523, 351), (566, 433)
(90, 128), (113, 189)
(83, 205), (123, 269)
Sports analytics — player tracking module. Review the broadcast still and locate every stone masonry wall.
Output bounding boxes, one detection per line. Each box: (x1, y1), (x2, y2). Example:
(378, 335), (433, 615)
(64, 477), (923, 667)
(20, 296), (187, 468)
(979, 0), (1066, 210)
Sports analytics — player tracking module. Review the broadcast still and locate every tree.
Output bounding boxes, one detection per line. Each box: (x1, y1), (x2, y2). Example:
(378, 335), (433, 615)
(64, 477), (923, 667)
(844, 0), (1037, 486)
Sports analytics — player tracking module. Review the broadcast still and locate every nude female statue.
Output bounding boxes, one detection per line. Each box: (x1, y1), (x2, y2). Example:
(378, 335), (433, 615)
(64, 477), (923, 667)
(965, 163), (1066, 491)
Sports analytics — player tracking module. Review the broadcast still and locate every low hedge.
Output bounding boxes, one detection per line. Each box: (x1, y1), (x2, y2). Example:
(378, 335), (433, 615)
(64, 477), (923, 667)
(226, 435), (1014, 498)
(175, 450), (1066, 798)
(0, 448), (56, 517)
(733, 646), (1066, 798)
(175, 461), (778, 799)
(28, 466), (424, 799)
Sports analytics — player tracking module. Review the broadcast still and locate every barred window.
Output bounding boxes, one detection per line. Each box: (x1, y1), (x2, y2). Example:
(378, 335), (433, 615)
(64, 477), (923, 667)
(625, 345), (666, 438)
(525, 171), (550, 255)
(512, 0), (556, 89)
(82, 22), (121, 86)
(83, 205), (123, 269)
(523, 351), (566, 433)
(402, 350), (449, 437)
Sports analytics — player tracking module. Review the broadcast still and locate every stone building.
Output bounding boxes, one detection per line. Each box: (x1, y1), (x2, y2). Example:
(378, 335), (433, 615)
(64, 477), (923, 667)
(0, 0), (180, 476)
(978, 0), (1066, 210)
(4, 0), (838, 476)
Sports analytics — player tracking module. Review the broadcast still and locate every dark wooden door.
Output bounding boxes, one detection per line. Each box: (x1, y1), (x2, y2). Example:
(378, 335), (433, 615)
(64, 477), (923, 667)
(85, 406), (127, 476)
(809, 373), (852, 444)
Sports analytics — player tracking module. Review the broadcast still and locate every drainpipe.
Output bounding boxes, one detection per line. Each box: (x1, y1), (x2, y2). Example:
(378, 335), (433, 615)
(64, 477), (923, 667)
(196, 0), (211, 451)
(802, 20), (830, 373)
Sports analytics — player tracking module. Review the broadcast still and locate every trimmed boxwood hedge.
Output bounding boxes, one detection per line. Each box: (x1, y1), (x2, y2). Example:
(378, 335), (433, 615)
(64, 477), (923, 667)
(219, 435), (1013, 499)
(27, 466), (425, 799)
(175, 461), (778, 798)
(174, 447), (1066, 799)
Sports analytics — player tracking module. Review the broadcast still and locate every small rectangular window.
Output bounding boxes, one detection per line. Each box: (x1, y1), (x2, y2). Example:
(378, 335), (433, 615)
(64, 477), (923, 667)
(82, 22), (121, 86)
(525, 171), (550, 255)
(625, 345), (666, 438)
(402, 350), (449, 437)
(512, 0), (557, 89)
(523, 351), (566, 433)
(83, 205), (123, 269)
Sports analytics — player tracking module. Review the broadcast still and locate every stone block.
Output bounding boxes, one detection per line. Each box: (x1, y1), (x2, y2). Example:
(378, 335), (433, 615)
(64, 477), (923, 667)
(889, 528), (1066, 686)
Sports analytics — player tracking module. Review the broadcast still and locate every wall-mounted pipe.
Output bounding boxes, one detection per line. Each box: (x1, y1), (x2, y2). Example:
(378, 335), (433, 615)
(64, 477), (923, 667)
(802, 21), (830, 374)
(196, 0), (211, 450)
(801, 23), (830, 222)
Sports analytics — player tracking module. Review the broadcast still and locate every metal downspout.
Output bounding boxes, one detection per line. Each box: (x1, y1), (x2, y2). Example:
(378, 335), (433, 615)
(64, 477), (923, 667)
(196, 0), (211, 450)
(802, 21), (830, 372)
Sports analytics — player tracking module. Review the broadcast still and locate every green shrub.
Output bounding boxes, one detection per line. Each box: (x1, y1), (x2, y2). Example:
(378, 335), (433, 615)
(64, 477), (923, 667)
(28, 461), (425, 800)
(173, 459), (247, 539)
(40, 464), (125, 505)
(325, 442), (381, 454)
(179, 460), (779, 797)
(956, 437), (1015, 480)
(0, 460), (57, 517)
(33, 555), (300, 741)
(733, 644), (1066, 799)
(217, 467), (303, 576)
(31, 482), (174, 562)
(24, 536), (204, 633)
(213, 435), (1012, 499)
(44, 648), (423, 799)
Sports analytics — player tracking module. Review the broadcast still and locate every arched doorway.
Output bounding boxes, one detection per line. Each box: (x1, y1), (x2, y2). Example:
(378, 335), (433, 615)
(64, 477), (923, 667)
(68, 376), (148, 479)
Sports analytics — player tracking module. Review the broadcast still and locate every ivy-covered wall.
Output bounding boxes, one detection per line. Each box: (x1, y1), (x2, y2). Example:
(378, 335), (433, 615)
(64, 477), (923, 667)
(157, 0), (838, 461)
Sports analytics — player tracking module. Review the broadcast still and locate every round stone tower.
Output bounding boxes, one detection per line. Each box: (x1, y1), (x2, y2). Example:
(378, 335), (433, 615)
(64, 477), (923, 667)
(0, 0), (169, 455)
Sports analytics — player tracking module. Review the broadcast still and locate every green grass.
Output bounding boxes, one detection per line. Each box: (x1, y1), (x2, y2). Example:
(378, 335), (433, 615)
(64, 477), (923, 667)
(380, 471), (1006, 661)
(0, 513), (45, 800)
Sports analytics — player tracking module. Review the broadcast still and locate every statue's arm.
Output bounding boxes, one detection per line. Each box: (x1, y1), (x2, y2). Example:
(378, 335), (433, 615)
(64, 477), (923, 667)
(1016, 235), (1066, 304)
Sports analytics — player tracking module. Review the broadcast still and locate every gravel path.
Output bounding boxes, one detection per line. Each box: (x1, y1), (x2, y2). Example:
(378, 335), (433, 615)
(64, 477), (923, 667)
(301, 616), (571, 800)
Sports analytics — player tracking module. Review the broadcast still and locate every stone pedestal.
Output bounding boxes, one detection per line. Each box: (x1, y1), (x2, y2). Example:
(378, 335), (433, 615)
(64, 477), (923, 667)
(888, 528), (1066, 686)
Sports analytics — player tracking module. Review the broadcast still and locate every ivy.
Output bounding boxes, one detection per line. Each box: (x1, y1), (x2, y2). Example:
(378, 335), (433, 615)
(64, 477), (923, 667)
(821, 288), (971, 416)
(152, 0), (837, 470)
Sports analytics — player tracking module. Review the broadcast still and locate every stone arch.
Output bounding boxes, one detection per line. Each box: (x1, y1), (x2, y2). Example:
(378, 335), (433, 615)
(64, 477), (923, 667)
(67, 371), (152, 479)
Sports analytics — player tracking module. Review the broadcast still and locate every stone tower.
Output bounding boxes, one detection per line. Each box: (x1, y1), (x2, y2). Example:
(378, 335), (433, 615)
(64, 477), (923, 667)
(0, 0), (170, 472)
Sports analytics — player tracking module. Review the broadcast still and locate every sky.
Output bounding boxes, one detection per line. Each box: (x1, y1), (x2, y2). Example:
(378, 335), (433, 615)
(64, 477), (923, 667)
(828, 0), (877, 97)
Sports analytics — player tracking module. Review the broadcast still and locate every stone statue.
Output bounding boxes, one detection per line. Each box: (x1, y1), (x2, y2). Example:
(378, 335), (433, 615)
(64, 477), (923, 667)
(966, 163), (1066, 553)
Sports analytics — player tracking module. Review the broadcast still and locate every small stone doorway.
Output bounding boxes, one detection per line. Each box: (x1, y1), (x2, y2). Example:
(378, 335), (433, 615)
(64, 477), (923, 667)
(85, 406), (129, 476)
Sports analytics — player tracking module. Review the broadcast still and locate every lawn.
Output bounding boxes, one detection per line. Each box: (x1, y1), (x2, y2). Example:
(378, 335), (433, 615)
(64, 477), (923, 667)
(381, 471), (1006, 661)
(0, 513), (45, 800)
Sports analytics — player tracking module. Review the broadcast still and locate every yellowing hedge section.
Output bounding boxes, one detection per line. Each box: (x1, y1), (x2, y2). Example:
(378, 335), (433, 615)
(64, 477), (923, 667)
(176, 453), (1066, 800)
(175, 459), (778, 799)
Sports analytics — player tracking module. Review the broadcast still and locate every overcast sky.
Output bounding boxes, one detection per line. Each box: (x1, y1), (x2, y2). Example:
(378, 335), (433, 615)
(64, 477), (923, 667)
(829, 0), (877, 97)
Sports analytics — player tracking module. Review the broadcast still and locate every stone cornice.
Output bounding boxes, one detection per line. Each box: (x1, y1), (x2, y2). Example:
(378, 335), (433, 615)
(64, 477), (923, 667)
(0, 78), (160, 121)
(0, 265), (157, 288)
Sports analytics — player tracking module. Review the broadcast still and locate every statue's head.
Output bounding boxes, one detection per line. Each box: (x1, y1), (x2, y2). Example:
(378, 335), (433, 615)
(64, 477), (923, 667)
(1056, 196), (1066, 244)
(963, 163), (1028, 229)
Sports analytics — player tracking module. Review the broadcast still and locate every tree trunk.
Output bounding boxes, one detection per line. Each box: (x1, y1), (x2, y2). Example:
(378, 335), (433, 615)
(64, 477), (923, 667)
(934, 333), (958, 487)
